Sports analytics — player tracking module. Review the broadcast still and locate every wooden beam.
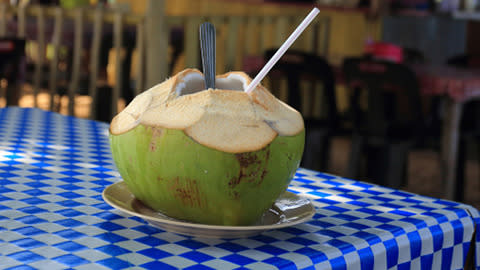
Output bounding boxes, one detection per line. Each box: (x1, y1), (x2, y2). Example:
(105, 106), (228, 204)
(145, 0), (168, 88)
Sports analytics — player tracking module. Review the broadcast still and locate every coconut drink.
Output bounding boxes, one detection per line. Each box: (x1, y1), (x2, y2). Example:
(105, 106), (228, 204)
(109, 8), (321, 226)
(109, 68), (304, 226)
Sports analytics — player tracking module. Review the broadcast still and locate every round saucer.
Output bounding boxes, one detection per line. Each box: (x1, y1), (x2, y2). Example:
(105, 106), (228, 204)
(102, 181), (315, 238)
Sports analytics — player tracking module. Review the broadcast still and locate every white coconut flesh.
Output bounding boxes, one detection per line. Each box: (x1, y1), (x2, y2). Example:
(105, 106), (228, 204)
(110, 69), (304, 153)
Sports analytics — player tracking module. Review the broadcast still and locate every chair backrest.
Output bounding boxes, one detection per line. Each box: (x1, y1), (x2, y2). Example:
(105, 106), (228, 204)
(0, 38), (26, 106)
(0, 38), (25, 76)
(342, 57), (424, 139)
(265, 48), (338, 127)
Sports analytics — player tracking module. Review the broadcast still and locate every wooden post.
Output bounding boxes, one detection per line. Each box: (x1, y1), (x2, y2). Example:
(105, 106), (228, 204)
(274, 17), (288, 48)
(184, 17), (201, 70)
(260, 17), (273, 55)
(17, 5), (26, 38)
(88, 7), (104, 119)
(0, 3), (6, 37)
(245, 16), (259, 56)
(33, 7), (46, 108)
(49, 7), (63, 111)
(145, 0), (168, 88)
(112, 11), (123, 119)
(135, 20), (145, 96)
(68, 8), (84, 116)
(225, 17), (241, 72)
(322, 17), (330, 57)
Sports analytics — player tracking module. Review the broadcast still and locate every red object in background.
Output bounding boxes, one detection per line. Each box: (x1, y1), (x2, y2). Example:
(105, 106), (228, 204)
(0, 41), (14, 52)
(365, 42), (404, 63)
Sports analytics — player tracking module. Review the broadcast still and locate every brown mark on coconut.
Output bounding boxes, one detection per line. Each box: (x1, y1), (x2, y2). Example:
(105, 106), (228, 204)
(148, 128), (164, 152)
(229, 148), (270, 188)
(170, 177), (203, 207)
(259, 149), (270, 185)
(235, 152), (259, 168)
(229, 153), (256, 188)
(149, 142), (156, 152)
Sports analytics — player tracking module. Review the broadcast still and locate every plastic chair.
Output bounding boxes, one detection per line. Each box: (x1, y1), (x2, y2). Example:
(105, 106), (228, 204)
(342, 57), (425, 188)
(0, 38), (26, 106)
(265, 49), (338, 171)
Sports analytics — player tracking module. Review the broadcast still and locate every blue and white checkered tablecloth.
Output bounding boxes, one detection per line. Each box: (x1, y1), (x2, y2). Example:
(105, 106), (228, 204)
(0, 107), (479, 270)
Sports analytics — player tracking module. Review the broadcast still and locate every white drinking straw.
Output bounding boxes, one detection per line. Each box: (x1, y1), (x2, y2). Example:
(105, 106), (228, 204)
(245, 7), (320, 94)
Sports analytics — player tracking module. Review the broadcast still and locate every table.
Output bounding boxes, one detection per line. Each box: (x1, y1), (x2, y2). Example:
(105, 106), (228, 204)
(415, 65), (480, 201)
(1, 107), (479, 269)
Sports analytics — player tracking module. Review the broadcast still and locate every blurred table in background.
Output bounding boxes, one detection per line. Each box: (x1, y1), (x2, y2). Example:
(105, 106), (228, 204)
(0, 107), (479, 269)
(414, 64), (480, 201)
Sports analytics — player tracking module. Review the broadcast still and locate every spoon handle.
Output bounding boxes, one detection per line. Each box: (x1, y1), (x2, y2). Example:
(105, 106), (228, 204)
(199, 22), (216, 89)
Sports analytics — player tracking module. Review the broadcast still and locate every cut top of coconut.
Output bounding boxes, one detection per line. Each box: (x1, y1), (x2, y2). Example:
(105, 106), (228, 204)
(110, 69), (304, 153)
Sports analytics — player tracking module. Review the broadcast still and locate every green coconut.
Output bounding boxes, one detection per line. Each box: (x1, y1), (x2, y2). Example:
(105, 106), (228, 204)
(109, 69), (305, 226)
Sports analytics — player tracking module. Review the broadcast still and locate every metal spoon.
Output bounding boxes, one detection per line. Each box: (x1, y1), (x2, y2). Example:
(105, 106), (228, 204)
(199, 22), (216, 89)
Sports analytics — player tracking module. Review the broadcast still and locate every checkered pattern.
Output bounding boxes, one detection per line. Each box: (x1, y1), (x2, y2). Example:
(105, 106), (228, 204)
(0, 107), (479, 270)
